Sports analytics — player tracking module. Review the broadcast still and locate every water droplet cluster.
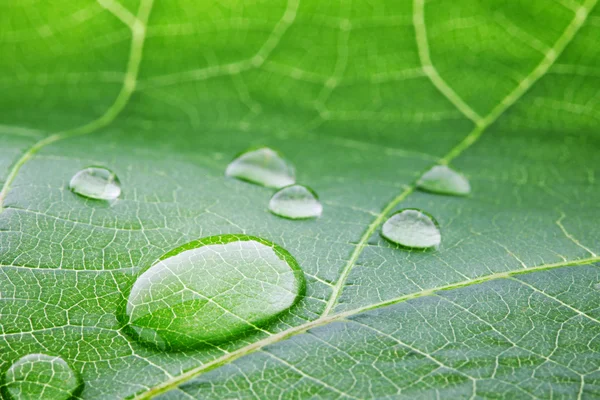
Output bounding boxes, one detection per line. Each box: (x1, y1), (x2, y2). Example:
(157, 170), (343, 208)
(381, 165), (470, 249)
(226, 147), (323, 220)
(20, 145), (472, 396)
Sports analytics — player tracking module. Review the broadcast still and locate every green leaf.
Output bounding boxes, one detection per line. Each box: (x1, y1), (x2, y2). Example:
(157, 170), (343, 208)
(1, 0), (599, 399)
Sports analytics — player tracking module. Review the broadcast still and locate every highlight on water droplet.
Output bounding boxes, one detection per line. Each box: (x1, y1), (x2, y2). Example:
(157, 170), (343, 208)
(122, 235), (305, 350)
(381, 209), (441, 249)
(269, 184), (322, 220)
(69, 167), (121, 200)
(225, 147), (295, 188)
(417, 165), (470, 196)
(2, 354), (82, 400)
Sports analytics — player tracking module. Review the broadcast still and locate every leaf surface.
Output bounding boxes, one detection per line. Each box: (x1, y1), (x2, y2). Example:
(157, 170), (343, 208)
(1, 0), (600, 398)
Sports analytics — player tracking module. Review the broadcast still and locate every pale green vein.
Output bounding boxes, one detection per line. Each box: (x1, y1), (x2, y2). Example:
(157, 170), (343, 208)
(349, 256), (600, 315)
(556, 212), (598, 257)
(132, 256), (600, 400)
(441, 0), (597, 164)
(97, 0), (138, 29)
(413, 0), (484, 125)
(320, 0), (596, 317)
(138, 0), (299, 88)
(0, 125), (44, 139)
(349, 320), (477, 388)
(0, 0), (155, 212)
(511, 277), (600, 324)
(321, 185), (414, 316)
(262, 351), (359, 399)
(438, 295), (585, 387)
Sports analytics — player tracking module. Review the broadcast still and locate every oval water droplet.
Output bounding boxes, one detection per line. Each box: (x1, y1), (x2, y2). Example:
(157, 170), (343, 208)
(225, 147), (295, 188)
(3, 354), (82, 400)
(69, 167), (121, 200)
(417, 165), (470, 196)
(381, 209), (441, 249)
(123, 235), (305, 350)
(269, 184), (322, 220)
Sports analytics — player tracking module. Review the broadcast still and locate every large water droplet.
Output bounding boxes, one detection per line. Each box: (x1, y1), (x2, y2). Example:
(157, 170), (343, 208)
(3, 354), (82, 400)
(269, 185), (322, 220)
(225, 147), (295, 188)
(123, 235), (305, 350)
(69, 167), (121, 200)
(381, 209), (441, 249)
(417, 165), (470, 196)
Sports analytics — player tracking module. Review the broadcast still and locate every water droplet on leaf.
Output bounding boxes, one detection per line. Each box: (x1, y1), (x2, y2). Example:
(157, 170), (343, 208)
(69, 167), (121, 200)
(417, 165), (470, 196)
(269, 185), (322, 220)
(381, 209), (441, 249)
(225, 147), (295, 188)
(3, 354), (82, 400)
(123, 235), (305, 350)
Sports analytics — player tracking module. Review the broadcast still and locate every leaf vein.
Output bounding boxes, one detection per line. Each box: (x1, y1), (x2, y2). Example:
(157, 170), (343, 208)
(132, 256), (600, 399)
(0, 0), (156, 212)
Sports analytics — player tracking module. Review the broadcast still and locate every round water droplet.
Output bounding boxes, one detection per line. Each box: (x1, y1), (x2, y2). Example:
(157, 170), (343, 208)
(123, 235), (305, 350)
(225, 147), (295, 188)
(417, 165), (470, 196)
(69, 167), (121, 200)
(3, 354), (82, 400)
(269, 184), (322, 220)
(381, 209), (441, 249)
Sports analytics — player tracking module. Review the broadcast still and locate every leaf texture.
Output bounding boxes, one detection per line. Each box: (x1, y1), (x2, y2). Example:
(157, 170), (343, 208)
(1, 0), (599, 398)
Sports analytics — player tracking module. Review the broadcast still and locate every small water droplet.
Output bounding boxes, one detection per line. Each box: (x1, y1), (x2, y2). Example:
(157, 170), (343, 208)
(3, 354), (82, 400)
(381, 209), (441, 249)
(123, 235), (305, 350)
(417, 165), (470, 196)
(225, 147), (295, 188)
(69, 167), (121, 200)
(269, 185), (322, 220)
